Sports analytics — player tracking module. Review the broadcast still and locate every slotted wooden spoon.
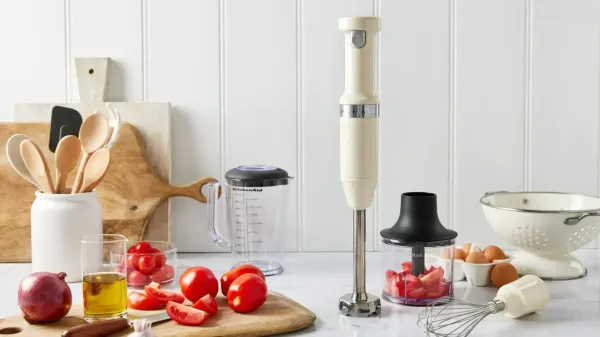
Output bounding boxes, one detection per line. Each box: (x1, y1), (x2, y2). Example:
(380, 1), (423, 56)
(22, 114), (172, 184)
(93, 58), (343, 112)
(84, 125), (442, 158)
(53, 135), (82, 193)
(20, 139), (55, 194)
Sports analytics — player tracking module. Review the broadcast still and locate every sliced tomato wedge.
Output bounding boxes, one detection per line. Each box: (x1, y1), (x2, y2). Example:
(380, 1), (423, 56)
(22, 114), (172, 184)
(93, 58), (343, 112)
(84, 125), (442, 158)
(192, 294), (218, 316)
(145, 285), (185, 304)
(408, 286), (427, 299)
(166, 301), (209, 326)
(420, 267), (444, 288)
(384, 273), (405, 297)
(127, 291), (163, 311)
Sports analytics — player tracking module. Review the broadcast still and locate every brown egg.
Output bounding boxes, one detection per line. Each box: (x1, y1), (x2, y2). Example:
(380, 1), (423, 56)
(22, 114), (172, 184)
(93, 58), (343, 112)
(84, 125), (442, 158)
(462, 243), (472, 256)
(465, 251), (488, 264)
(484, 245), (507, 262)
(441, 248), (467, 261)
(454, 248), (467, 261)
(490, 263), (518, 288)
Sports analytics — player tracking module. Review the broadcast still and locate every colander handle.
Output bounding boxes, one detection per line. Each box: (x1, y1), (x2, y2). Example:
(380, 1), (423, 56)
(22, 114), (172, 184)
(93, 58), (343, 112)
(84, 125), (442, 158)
(564, 212), (600, 225)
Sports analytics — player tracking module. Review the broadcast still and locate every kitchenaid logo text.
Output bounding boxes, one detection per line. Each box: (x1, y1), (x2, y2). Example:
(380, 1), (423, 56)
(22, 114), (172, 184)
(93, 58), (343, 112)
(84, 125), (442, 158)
(233, 188), (263, 192)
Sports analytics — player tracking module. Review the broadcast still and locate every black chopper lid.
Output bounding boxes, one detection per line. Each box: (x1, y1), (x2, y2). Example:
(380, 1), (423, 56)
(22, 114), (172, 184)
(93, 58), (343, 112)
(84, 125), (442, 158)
(380, 192), (457, 247)
(225, 165), (290, 187)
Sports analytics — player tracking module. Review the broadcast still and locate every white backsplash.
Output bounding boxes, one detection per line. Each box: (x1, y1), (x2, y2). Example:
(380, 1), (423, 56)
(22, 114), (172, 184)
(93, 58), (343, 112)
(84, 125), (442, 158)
(1, 0), (599, 252)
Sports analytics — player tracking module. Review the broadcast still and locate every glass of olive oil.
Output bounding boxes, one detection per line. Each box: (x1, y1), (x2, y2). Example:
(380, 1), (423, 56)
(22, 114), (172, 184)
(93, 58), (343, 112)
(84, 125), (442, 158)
(81, 234), (128, 322)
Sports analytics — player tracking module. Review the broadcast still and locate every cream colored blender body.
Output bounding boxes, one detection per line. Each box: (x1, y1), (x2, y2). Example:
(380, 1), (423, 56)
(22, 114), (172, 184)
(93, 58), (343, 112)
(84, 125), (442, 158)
(338, 16), (381, 317)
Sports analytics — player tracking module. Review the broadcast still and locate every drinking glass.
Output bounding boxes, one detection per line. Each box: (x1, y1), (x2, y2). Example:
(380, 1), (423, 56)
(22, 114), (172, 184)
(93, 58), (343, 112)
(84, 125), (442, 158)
(80, 234), (128, 322)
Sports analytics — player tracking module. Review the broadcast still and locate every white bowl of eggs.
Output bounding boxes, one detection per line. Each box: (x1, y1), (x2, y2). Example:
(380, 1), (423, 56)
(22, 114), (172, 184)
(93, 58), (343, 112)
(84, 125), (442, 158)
(436, 244), (514, 286)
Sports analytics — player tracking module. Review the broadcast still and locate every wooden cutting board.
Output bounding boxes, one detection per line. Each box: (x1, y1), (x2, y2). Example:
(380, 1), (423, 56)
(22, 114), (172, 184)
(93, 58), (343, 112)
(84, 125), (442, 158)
(14, 58), (173, 246)
(0, 122), (215, 262)
(0, 292), (316, 337)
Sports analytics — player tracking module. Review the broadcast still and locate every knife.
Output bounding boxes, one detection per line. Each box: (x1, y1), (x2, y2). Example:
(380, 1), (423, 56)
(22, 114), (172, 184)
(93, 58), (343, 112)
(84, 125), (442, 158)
(61, 311), (170, 337)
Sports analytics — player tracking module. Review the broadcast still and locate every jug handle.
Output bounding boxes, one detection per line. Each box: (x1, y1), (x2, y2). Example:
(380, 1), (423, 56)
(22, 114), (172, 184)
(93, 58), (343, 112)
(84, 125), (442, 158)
(207, 181), (231, 249)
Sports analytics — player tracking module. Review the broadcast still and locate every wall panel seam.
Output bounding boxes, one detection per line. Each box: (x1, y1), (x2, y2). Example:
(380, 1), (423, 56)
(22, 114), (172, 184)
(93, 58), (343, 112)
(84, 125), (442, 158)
(524, 0), (532, 191)
(64, 0), (71, 102)
(219, 0), (226, 180)
(448, 0), (457, 230)
(296, 0), (304, 252)
(142, 0), (148, 101)
(374, 0), (380, 252)
(597, 11), (600, 249)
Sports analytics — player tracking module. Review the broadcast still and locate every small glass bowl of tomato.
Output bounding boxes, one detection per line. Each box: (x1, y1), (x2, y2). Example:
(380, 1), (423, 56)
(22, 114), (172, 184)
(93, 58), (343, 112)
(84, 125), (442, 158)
(119, 241), (177, 288)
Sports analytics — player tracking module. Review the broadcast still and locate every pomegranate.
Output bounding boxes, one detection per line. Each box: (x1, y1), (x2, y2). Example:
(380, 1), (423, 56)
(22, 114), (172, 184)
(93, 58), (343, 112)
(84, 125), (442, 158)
(18, 272), (72, 323)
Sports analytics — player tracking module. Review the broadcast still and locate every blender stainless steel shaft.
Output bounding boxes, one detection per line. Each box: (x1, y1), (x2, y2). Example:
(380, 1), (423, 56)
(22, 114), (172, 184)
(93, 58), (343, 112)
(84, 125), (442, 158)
(338, 16), (381, 317)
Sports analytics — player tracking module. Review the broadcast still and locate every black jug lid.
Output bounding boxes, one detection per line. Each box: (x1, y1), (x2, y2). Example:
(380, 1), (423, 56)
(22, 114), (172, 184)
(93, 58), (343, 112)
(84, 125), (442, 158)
(380, 192), (457, 247)
(225, 165), (290, 187)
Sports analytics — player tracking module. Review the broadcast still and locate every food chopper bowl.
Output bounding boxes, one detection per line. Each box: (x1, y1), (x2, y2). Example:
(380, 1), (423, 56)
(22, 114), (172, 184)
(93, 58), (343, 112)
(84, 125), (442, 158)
(480, 191), (600, 280)
(380, 192), (458, 306)
(382, 243), (455, 306)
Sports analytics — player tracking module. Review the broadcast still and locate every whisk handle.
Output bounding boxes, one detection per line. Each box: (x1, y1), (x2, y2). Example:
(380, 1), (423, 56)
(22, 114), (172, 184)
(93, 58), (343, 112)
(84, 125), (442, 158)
(494, 275), (549, 318)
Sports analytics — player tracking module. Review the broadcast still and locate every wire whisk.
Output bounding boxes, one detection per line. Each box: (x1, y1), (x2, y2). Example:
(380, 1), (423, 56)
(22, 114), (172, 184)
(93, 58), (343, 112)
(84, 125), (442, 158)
(417, 275), (549, 337)
(417, 297), (506, 337)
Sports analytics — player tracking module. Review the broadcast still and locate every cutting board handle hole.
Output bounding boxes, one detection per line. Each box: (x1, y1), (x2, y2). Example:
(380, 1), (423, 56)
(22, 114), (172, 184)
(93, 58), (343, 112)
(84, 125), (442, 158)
(0, 327), (22, 334)
(88, 68), (94, 75)
(129, 205), (138, 211)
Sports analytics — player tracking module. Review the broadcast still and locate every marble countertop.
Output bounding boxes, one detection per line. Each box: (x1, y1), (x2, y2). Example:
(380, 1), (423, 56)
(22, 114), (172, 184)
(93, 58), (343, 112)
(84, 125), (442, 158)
(1, 251), (599, 336)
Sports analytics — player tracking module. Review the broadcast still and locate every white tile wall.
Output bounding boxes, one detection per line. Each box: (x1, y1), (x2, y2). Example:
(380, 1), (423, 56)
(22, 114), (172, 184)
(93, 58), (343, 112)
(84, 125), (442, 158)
(1, 0), (599, 252)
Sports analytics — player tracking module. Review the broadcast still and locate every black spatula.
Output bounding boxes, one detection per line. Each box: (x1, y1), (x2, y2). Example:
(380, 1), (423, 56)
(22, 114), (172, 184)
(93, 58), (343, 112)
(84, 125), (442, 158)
(49, 106), (82, 153)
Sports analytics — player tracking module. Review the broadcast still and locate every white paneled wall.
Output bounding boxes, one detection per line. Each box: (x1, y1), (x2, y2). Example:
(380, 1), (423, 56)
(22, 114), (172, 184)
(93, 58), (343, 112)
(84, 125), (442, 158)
(1, 0), (600, 252)
(454, 0), (527, 245)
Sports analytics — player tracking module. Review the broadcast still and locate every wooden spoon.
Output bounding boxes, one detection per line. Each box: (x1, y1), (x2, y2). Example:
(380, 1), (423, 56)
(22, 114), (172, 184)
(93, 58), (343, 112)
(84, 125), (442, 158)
(72, 114), (110, 193)
(79, 147), (111, 193)
(54, 135), (82, 194)
(20, 139), (55, 194)
(5, 133), (40, 189)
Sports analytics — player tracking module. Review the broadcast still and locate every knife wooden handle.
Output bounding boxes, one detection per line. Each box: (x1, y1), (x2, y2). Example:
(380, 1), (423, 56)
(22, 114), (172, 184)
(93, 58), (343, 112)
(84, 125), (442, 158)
(62, 318), (129, 337)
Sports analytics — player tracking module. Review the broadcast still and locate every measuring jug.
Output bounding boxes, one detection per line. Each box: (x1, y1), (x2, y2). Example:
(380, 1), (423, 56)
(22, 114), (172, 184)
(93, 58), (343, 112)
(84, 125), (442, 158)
(207, 165), (292, 276)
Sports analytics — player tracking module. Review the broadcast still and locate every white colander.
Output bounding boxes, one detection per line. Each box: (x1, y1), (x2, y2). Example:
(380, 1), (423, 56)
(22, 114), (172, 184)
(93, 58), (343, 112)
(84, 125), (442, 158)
(480, 191), (600, 280)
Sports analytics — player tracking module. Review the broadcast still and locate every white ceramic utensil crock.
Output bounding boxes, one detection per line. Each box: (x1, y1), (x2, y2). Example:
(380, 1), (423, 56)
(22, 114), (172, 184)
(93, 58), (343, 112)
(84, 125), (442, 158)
(481, 191), (600, 280)
(30, 190), (103, 282)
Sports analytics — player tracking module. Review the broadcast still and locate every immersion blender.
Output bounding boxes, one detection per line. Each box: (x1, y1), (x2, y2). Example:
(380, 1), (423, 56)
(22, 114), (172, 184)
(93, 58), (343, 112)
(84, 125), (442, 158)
(338, 16), (381, 317)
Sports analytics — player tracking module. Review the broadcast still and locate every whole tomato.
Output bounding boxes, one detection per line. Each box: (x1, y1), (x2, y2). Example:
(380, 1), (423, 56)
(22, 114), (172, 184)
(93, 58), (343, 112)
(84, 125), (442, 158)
(227, 273), (267, 313)
(128, 271), (149, 287)
(161, 264), (175, 280)
(150, 268), (167, 283)
(220, 264), (265, 296)
(138, 255), (156, 275)
(150, 248), (167, 268)
(179, 267), (218, 302)
(127, 254), (140, 269)
(128, 242), (152, 254)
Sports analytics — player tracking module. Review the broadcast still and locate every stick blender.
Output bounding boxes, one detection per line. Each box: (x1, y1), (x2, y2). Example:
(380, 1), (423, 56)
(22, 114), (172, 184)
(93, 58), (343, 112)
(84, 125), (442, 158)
(338, 16), (381, 317)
